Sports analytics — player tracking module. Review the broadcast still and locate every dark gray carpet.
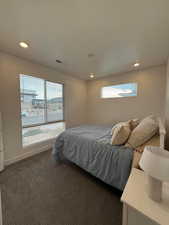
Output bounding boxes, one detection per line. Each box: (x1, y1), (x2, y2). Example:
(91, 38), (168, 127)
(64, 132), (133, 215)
(0, 150), (122, 225)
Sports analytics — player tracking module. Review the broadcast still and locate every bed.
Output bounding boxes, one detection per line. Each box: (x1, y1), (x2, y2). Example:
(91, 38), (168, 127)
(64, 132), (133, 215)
(52, 119), (165, 191)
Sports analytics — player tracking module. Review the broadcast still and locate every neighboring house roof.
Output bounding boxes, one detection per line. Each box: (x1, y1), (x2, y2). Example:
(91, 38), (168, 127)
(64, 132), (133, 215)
(32, 97), (63, 104)
(21, 89), (37, 97)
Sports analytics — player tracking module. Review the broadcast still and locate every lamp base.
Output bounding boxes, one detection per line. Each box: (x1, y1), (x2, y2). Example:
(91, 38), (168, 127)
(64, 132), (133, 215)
(146, 175), (162, 202)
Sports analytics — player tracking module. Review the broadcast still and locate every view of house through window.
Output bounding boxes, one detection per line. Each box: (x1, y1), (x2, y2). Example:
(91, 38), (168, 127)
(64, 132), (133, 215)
(101, 83), (137, 98)
(20, 74), (65, 146)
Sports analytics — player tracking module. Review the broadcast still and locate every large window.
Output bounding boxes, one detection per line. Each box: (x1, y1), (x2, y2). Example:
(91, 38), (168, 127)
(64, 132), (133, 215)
(101, 83), (137, 99)
(20, 74), (65, 146)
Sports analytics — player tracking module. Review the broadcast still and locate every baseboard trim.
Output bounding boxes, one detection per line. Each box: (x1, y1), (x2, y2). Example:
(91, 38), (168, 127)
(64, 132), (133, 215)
(4, 143), (52, 166)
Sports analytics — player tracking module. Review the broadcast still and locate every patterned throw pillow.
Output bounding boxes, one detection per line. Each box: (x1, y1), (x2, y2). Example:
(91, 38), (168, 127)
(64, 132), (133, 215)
(111, 121), (132, 145)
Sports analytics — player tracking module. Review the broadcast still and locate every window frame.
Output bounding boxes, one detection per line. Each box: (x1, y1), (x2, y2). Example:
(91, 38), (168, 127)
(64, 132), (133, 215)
(100, 82), (138, 99)
(19, 74), (65, 129)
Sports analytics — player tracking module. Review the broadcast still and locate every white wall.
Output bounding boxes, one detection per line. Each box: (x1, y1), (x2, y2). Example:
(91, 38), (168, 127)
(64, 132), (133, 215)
(0, 51), (167, 164)
(165, 58), (169, 148)
(87, 65), (166, 125)
(0, 52), (87, 163)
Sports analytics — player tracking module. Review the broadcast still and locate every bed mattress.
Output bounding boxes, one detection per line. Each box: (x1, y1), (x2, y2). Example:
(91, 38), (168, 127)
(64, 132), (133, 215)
(53, 125), (133, 190)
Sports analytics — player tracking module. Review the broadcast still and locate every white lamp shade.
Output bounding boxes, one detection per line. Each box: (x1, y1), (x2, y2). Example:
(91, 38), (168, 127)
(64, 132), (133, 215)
(139, 146), (169, 181)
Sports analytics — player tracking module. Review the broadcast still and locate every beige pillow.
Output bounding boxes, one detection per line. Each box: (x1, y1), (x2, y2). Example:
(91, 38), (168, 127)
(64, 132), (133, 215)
(130, 118), (140, 130)
(135, 134), (160, 153)
(111, 118), (139, 135)
(111, 121), (131, 145)
(132, 134), (160, 168)
(111, 122), (123, 135)
(125, 115), (158, 148)
(111, 120), (130, 134)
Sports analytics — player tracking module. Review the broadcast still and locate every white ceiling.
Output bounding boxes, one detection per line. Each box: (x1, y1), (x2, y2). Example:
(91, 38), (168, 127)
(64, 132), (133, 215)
(0, 0), (169, 80)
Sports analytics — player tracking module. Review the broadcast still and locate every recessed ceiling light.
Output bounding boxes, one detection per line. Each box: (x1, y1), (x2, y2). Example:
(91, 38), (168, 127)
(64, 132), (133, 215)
(90, 73), (94, 78)
(134, 62), (140, 67)
(19, 42), (29, 48)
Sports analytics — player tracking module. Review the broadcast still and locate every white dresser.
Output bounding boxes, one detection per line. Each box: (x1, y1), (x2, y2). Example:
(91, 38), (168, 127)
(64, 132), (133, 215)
(121, 168), (169, 225)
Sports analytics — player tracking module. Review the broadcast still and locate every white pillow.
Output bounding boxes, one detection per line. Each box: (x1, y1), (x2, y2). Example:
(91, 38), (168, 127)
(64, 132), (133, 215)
(125, 115), (158, 148)
(111, 121), (131, 145)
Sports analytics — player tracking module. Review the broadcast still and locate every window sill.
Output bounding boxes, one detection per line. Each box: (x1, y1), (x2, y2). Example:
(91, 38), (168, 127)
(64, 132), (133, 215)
(22, 122), (65, 147)
(23, 136), (57, 150)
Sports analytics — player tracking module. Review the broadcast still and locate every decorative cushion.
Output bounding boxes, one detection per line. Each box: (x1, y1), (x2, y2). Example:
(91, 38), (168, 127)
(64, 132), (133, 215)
(130, 118), (140, 130)
(111, 121), (124, 135)
(111, 121), (131, 145)
(135, 134), (160, 153)
(111, 118), (139, 135)
(125, 115), (158, 148)
(132, 134), (160, 168)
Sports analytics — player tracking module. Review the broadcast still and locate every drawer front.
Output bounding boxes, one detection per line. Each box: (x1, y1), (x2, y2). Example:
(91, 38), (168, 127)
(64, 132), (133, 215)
(127, 206), (159, 225)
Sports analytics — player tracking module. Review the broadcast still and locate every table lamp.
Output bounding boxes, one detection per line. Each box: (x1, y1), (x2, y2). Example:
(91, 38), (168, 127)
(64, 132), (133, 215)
(139, 146), (169, 202)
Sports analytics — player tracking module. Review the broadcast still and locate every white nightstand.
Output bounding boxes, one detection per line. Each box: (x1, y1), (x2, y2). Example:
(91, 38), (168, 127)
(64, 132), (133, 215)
(121, 168), (169, 225)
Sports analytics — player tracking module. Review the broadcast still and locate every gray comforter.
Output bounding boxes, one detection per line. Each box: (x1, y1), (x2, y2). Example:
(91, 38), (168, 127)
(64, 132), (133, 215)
(53, 125), (133, 190)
